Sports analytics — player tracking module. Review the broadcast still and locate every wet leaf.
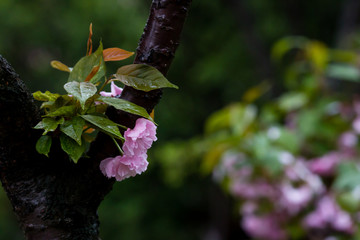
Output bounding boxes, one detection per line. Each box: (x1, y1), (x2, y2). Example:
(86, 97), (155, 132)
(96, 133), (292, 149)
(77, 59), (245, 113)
(36, 135), (52, 157)
(45, 105), (77, 117)
(81, 114), (123, 140)
(60, 133), (86, 163)
(68, 41), (106, 84)
(64, 81), (97, 109)
(34, 117), (64, 135)
(60, 116), (86, 145)
(98, 96), (151, 119)
(114, 64), (178, 92)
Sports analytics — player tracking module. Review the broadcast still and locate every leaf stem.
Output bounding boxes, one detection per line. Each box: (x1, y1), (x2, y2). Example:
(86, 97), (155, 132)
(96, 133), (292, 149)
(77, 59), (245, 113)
(111, 136), (124, 155)
(97, 76), (112, 94)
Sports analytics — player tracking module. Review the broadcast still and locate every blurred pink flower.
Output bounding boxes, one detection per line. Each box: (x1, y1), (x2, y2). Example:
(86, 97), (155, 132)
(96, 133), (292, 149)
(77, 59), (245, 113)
(304, 195), (354, 233)
(100, 81), (123, 97)
(286, 160), (324, 193)
(230, 181), (277, 200)
(280, 184), (313, 215)
(338, 131), (358, 149)
(242, 214), (287, 240)
(352, 117), (360, 134)
(308, 152), (342, 176)
(213, 153), (251, 181)
(100, 118), (157, 181)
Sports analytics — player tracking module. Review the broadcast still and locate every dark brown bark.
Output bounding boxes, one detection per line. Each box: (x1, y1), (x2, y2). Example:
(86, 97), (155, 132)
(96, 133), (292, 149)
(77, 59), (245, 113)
(0, 0), (191, 239)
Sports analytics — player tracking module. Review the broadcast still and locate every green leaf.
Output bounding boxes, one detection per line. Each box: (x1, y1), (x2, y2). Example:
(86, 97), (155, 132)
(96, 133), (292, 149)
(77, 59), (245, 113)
(41, 95), (73, 111)
(64, 81), (97, 109)
(278, 92), (308, 112)
(60, 133), (86, 163)
(326, 64), (360, 82)
(98, 96), (151, 119)
(334, 162), (360, 191)
(60, 116), (86, 145)
(205, 103), (256, 135)
(81, 114), (123, 139)
(114, 64), (178, 91)
(36, 135), (52, 157)
(68, 42), (106, 84)
(33, 91), (60, 102)
(271, 36), (308, 62)
(34, 118), (64, 134)
(337, 192), (360, 212)
(45, 105), (77, 117)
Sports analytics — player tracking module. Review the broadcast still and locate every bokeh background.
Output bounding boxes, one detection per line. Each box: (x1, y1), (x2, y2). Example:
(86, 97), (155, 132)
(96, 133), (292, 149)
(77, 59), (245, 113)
(2, 0), (360, 239)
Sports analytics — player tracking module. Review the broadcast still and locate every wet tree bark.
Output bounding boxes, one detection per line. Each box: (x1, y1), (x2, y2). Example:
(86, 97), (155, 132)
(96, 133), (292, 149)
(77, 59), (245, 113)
(0, 0), (191, 239)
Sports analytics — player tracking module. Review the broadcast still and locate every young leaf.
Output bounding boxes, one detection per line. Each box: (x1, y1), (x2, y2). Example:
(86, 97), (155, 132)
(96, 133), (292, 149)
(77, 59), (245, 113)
(81, 114), (123, 140)
(60, 133), (86, 163)
(60, 116), (86, 145)
(98, 96), (151, 120)
(36, 135), (52, 157)
(68, 41), (106, 84)
(87, 23), (93, 56)
(34, 118), (64, 135)
(64, 81), (97, 109)
(33, 91), (60, 102)
(45, 105), (77, 117)
(50, 60), (71, 72)
(114, 64), (178, 91)
(103, 48), (134, 61)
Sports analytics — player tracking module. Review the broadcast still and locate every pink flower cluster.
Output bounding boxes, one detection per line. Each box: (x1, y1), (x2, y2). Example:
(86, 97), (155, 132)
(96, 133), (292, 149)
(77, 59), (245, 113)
(100, 118), (157, 181)
(99, 84), (157, 181)
(304, 195), (353, 233)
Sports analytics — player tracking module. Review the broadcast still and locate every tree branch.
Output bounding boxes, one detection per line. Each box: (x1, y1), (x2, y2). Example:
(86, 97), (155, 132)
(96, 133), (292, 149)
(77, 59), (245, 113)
(0, 0), (192, 239)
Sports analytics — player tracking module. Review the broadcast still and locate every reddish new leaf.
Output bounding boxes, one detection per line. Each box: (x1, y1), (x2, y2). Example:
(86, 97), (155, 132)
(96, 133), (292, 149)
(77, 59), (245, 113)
(103, 48), (134, 62)
(86, 23), (93, 56)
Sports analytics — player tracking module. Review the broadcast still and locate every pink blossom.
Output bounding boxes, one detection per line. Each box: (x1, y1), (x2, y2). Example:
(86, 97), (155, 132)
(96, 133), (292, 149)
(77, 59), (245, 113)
(303, 195), (354, 233)
(242, 214), (287, 240)
(99, 118), (157, 181)
(100, 153), (148, 181)
(123, 118), (157, 156)
(100, 81), (123, 97)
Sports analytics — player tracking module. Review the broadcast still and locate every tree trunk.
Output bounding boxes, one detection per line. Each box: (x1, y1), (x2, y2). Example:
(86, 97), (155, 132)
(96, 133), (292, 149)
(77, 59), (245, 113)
(0, 0), (191, 239)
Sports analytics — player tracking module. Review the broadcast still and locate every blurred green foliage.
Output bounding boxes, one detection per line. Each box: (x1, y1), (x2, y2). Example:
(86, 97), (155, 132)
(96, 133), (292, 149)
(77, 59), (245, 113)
(0, 0), (356, 239)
